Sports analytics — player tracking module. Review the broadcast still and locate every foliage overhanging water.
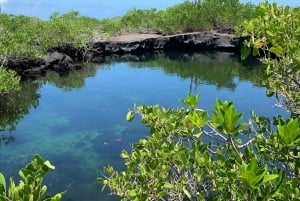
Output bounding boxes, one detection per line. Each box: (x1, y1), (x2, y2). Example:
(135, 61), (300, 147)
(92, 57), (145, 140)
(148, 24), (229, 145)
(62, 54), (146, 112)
(0, 51), (287, 201)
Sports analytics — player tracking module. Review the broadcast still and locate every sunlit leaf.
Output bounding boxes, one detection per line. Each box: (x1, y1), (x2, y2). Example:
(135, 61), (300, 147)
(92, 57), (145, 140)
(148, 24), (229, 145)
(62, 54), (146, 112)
(126, 111), (134, 122)
(270, 45), (283, 57)
(253, 39), (265, 48)
(183, 187), (191, 199)
(163, 182), (174, 189)
(246, 21), (254, 32)
(44, 160), (55, 170)
(128, 189), (138, 197)
(266, 30), (274, 37)
(262, 174), (279, 183)
(120, 150), (130, 159)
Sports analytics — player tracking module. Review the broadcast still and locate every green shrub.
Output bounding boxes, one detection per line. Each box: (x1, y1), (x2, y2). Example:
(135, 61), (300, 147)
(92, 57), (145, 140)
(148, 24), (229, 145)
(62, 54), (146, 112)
(98, 0), (257, 35)
(0, 154), (64, 201)
(98, 17), (123, 36)
(98, 94), (300, 200)
(238, 2), (300, 115)
(0, 66), (20, 95)
(0, 10), (102, 59)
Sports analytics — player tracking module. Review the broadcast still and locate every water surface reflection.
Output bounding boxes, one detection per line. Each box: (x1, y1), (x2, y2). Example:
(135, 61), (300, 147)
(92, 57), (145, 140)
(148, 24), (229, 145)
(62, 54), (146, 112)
(0, 51), (284, 201)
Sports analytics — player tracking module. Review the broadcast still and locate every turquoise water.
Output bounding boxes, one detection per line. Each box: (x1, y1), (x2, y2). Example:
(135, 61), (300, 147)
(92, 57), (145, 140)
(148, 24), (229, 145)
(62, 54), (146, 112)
(0, 51), (287, 201)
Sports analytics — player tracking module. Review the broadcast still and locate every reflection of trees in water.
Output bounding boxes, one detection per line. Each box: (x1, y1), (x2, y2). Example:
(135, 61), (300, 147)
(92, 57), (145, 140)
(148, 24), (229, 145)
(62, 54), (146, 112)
(0, 52), (262, 146)
(0, 80), (41, 145)
(128, 51), (263, 92)
(0, 62), (102, 146)
(0, 80), (41, 131)
(39, 63), (99, 91)
(0, 135), (15, 146)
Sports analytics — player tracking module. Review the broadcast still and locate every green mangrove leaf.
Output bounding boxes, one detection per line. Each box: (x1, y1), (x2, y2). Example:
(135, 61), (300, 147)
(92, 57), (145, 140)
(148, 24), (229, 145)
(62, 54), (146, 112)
(252, 47), (260, 56)
(49, 192), (64, 201)
(247, 158), (258, 172)
(128, 189), (138, 197)
(241, 45), (251, 60)
(183, 187), (192, 199)
(163, 182), (174, 189)
(239, 158), (271, 190)
(246, 21), (254, 32)
(44, 161), (55, 170)
(266, 30), (274, 37)
(41, 185), (47, 196)
(0, 173), (6, 193)
(120, 150), (130, 159)
(253, 39), (265, 48)
(270, 45), (283, 57)
(193, 131), (202, 138)
(188, 110), (207, 127)
(278, 119), (300, 146)
(295, 54), (300, 66)
(262, 174), (279, 184)
(126, 111), (134, 122)
(181, 93), (199, 109)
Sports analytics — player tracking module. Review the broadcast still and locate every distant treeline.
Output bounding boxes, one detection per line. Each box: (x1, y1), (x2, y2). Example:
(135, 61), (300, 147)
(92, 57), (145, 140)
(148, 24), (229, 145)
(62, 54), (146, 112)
(99, 0), (258, 35)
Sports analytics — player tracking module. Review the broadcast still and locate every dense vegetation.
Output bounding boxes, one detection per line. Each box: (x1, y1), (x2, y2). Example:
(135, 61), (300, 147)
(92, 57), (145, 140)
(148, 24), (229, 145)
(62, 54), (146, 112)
(99, 94), (300, 200)
(238, 2), (300, 115)
(0, 67), (20, 95)
(0, 0), (299, 200)
(0, 10), (102, 96)
(0, 10), (101, 59)
(98, 0), (257, 35)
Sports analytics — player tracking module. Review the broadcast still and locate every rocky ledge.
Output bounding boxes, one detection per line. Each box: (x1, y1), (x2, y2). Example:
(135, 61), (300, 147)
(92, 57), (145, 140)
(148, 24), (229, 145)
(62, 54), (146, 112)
(5, 32), (243, 77)
(6, 52), (81, 77)
(88, 32), (242, 58)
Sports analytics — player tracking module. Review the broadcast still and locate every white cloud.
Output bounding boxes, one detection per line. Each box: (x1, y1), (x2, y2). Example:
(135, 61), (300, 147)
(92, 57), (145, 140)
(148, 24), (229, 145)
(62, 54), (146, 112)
(0, 0), (8, 4)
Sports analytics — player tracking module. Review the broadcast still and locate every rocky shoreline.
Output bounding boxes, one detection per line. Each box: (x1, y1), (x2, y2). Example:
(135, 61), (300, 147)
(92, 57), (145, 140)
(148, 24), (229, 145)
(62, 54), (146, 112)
(5, 32), (243, 77)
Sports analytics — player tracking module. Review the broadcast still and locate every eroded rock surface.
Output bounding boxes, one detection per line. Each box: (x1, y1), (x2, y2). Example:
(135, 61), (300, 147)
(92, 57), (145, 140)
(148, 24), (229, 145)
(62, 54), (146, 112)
(6, 52), (79, 77)
(90, 32), (242, 57)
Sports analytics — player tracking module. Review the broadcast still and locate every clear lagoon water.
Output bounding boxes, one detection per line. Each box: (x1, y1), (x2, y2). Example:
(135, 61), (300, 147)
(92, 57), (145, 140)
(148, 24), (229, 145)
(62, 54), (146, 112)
(0, 51), (287, 201)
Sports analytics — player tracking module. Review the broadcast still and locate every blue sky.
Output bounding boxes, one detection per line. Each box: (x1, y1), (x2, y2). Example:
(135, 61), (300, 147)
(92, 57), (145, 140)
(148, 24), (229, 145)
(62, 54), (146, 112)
(0, 0), (298, 20)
